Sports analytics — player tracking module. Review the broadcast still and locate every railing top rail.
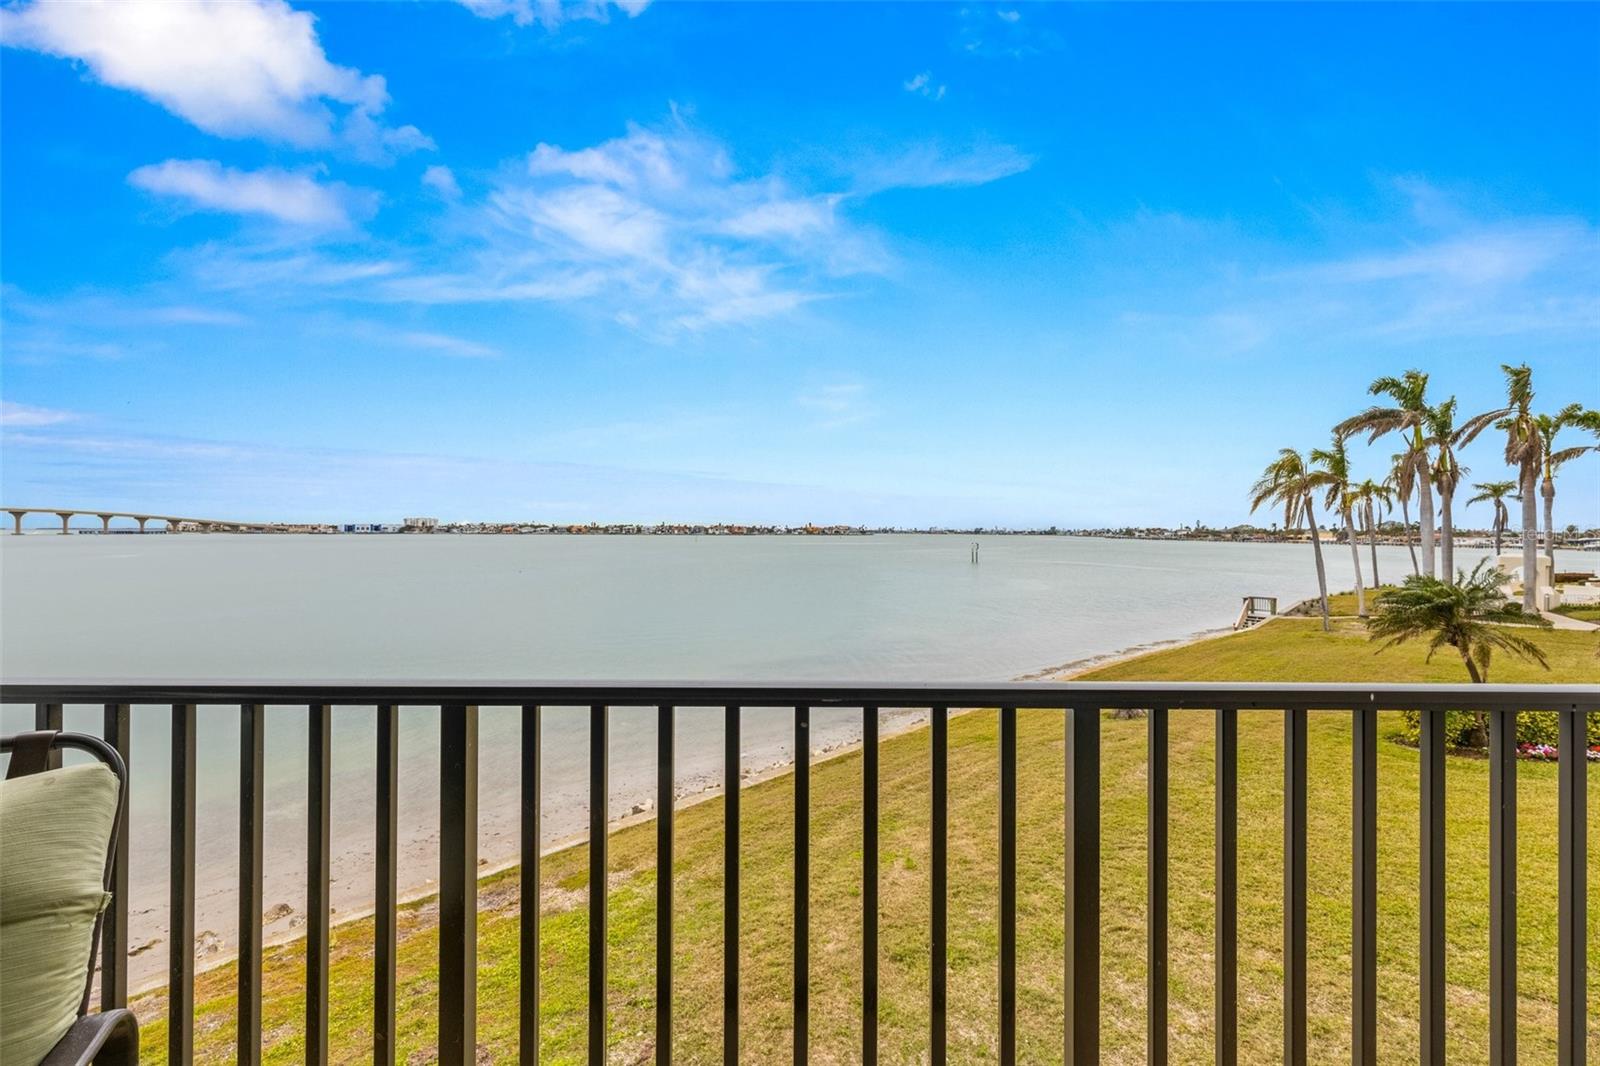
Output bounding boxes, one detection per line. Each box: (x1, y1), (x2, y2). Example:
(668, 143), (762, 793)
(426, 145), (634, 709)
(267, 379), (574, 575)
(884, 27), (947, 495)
(3, 679), (1597, 710)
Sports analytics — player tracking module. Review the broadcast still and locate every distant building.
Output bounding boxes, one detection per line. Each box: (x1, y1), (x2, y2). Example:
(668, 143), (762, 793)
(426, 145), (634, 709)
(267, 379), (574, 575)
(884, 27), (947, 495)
(403, 517), (440, 532)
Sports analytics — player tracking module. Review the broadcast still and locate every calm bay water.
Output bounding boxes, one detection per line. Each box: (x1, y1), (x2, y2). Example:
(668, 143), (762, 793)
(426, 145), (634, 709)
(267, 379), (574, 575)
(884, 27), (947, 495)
(1, 533), (1584, 987)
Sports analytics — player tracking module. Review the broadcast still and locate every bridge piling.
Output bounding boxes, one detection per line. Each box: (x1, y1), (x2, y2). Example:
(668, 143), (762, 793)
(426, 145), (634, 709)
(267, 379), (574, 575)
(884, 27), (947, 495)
(8, 511), (23, 535)
(56, 512), (73, 535)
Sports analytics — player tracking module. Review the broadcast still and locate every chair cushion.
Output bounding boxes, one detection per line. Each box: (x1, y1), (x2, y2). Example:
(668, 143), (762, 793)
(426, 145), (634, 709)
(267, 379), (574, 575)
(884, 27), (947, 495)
(0, 762), (117, 1066)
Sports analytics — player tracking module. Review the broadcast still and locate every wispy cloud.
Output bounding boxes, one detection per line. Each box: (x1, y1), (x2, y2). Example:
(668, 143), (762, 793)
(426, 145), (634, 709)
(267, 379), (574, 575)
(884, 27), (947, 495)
(128, 159), (376, 228)
(0, 0), (430, 160)
(422, 165), (463, 200)
(797, 382), (874, 428)
(0, 401), (79, 427)
(454, 0), (651, 30)
(903, 71), (947, 101)
(851, 142), (1033, 193)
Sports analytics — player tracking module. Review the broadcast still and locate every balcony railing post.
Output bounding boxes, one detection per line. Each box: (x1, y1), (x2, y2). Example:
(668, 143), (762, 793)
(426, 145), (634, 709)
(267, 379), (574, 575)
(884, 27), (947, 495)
(1064, 706), (1099, 1064)
(1215, 707), (1237, 1066)
(440, 704), (480, 1066)
(1558, 705), (1587, 1064)
(723, 705), (740, 1066)
(1420, 708), (1446, 1066)
(1488, 706), (1515, 1066)
(794, 705), (811, 1065)
(1147, 706), (1168, 1066)
(170, 703), (196, 1066)
(521, 704), (543, 1066)
(655, 705), (672, 1066)
(1000, 706), (1018, 1066)
(307, 703), (331, 1066)
(862, 706), (879, 1066)
(101, 702), (130, 1012)
(588, 704), (608, 1066)
(238, 704), (265, 1066)
(1352, 706), (1378, 1066)
(1284, 707), (1307, 1066)
(377, 705), (400, 1066)
(931, 705), (948, 1066)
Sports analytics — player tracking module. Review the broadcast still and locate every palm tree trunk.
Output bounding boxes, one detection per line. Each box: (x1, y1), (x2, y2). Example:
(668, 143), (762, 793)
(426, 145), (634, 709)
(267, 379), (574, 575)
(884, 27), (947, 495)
(1344, 503), (1366, 616)
(1520, 463), (1539, 611)
(1459, 648), (1484, 685)
(1492, 502), (1504, 557)
(1542, 474), (1556, 568)
(1305, 496), (1330, 633)
(1438, 486), (1455, 584)
(1416, 453), (1436, 579)
(1366, 499), (1380, 589)
(1400, 495), (1419, 575)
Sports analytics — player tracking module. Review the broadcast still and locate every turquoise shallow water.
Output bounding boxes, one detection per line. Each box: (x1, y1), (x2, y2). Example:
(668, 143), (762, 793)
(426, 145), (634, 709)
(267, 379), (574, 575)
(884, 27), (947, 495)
(1, 533), (1586, 987)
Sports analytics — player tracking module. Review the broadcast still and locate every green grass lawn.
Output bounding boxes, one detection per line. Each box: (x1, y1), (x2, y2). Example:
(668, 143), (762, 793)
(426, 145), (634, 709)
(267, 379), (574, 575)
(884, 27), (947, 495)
(1554, 602), (1600, 624)
(135, 620), (1599, 1064)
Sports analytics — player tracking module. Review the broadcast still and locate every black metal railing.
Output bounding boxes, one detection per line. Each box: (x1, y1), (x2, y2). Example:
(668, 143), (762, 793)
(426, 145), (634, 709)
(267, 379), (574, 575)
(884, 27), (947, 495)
(3, 681), (1595, 1066)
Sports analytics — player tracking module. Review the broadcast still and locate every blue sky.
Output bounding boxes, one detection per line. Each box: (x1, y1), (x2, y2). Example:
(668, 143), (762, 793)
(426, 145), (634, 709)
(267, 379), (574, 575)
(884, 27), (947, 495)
(2, 0), (1596, 527)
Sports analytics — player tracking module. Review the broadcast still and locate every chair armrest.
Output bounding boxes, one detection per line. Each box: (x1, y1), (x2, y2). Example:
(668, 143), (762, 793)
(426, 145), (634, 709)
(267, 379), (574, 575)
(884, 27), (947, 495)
(39, 1010), (139, 1066)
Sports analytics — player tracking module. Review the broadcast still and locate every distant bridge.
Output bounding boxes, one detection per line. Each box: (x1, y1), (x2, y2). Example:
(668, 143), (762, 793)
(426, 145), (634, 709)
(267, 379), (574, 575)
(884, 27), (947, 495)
(3, 506), (293, 535)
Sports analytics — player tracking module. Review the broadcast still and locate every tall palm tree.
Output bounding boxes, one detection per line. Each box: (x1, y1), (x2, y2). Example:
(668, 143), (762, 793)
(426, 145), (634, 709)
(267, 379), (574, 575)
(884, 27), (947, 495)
(1534, 404), (1598, 565)
(1497, 364), (1543, 611)
(1338, 370), (1438, 578)
(1310, 435), (1367, 616)
(1386, 451), (1420, 576)
(1250, 448), (1334, 632)
(1351, 478), (1393, 589)
(1467, 480), (1519, 556)
(1424, 396), (1504, 583)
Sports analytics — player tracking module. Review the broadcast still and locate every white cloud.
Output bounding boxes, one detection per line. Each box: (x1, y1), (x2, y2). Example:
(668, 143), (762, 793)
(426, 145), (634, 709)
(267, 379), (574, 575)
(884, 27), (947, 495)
(422, 165), (463, 200)
(996, 9), (1021, 23)
(903, 71), (947, 101)
(394, 330), (500, 358)
(0, 401), (78, 427)
(128, 159), (374, 228)
(0, 0), (428, 158)
(852, 143), (1033, 193)
(455, 0), (652, 29)
(797, 383), (874, 428)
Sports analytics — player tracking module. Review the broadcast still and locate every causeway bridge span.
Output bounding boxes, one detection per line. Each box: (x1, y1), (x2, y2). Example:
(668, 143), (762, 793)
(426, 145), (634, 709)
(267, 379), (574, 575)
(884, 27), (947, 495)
(3, 506), (292, 535)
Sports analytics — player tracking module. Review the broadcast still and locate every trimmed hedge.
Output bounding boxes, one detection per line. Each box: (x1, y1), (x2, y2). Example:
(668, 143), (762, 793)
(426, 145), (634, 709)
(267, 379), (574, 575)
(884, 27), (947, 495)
(1398, 709), (1600, 750)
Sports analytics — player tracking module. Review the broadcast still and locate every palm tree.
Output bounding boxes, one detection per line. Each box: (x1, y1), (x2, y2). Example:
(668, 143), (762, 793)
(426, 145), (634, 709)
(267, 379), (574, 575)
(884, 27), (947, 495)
(1310, 435), (1366, 616)
(1386, 451), (1420, 576)
(1351, 478), (1393, 589)
(1250, 448), (1334, 631)
(1467, 480), (1519, 556)
(1424, 396), (1503, 583)
(1338, 370), (1438, 578)
(1369, 560), (1550, 682)
(1368, 561), (1550, 745)
(1497, 364), (1543, 611)
(1534, 404), (1598, 566)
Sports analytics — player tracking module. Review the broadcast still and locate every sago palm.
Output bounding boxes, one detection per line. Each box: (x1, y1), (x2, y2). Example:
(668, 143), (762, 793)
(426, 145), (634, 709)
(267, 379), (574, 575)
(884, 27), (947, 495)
(1338, 370), (1438, 578)
(1250, 448), (1334, 632)
(1423, 396), (1504, 583)
(1369, 559), (1550, 686)
(1534, 404), (1597, 564)
(1497, 364), (1543, 611)
(1467, 480), (1519, 557)
(1310, 435), (1367, 616)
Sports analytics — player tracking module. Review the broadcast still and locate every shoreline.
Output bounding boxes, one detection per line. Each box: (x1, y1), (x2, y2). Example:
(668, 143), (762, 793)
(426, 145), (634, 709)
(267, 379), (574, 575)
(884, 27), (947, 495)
(122, 622), (1237, 1001)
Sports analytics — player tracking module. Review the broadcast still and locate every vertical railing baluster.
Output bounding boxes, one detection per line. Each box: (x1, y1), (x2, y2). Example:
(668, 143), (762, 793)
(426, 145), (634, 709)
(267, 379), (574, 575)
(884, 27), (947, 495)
(1064, 706), (1100, 1063)
(724, 705), (740, 1066)
(1215, 708), (1238, 1066)
(1352, 706), (1377, 1066)
(1558, 705), (1587, 1065)
(1147, 706), (1169, 1066)
(239, 704), (265, 1066)
(999, 706), (1017, 1066)
(1420, 708), (1446, 1066)
(35, 702), (62, 768)
(1489, 707), (1516, 1066)
(522, 705), (541, 1066)
(377, 705), (399, 1066)
(170, 703), (196, 1066)
(794, 705), (811, 1065)
(655, 705), (672, 1066)
(440, 704), (480, 1066)
(1284, 708), (1307, 1066)
(588, 703), (608, 1066)
(307, 703), (331, 1066)
(931, 705), (948, 1066)
(102, 702), (130, 1012)
(863, 705), (879, 1066)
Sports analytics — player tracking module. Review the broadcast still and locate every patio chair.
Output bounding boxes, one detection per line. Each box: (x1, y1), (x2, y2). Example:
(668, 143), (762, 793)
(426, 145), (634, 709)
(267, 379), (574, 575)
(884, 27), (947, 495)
(1, 730), (138, 1066)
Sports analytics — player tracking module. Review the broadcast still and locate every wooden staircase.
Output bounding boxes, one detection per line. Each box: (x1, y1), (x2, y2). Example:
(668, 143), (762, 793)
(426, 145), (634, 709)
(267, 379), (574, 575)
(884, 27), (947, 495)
(1234, 595), (1278, 630)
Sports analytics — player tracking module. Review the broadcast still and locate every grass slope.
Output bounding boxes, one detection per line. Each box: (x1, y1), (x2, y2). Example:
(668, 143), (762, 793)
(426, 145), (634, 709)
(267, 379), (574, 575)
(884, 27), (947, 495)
(136, 620), (1599, 1064)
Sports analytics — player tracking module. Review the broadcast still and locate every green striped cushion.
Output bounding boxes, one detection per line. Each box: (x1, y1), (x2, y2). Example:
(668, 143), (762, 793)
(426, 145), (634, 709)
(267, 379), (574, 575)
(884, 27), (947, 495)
(0, 762), (117, 1066)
